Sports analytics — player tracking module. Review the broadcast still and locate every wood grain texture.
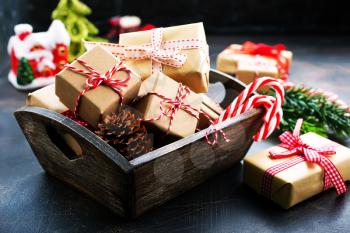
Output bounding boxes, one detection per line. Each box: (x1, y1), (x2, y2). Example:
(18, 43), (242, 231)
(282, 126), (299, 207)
(133, 110), (262, 216)
(14, 107), (133, 217)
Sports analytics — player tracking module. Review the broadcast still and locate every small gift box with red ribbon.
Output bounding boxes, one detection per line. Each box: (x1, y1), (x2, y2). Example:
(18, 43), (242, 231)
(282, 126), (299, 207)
(244, 119), (349, 209)
(135, 72), (203, 140)
(216, 42), (293, 83)
(197, 94), (223, 129)
(236, 57), (278, 93)
(27, 84), (68, 113)
(85, 22), (210, 93)
(55, 45), (141, 128)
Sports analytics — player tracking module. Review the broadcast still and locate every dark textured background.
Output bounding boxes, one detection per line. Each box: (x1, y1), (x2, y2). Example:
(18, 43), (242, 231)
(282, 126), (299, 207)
(1, 0), (350, 80)
(1, 1), (350, 232)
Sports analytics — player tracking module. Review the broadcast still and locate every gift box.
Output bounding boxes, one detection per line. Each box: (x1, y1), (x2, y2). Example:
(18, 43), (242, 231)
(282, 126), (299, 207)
(244, 131), (350, 209)
(216, 43), (293, 80)
(26, 84), (83, 156)
(197, 94), (223, 129)
(119, 22), (210, 93)
(135, 72), (203, 139)
(236, 57), (278, 93)
(56, 45), (141, 128)
(27, 84), (68, 113)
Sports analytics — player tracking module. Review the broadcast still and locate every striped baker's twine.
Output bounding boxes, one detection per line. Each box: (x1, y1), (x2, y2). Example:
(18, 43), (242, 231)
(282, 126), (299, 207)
(64, 59), (132, 116)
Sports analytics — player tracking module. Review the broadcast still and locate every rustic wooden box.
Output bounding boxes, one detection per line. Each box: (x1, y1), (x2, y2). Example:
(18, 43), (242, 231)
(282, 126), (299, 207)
(15, 69), (263, 218)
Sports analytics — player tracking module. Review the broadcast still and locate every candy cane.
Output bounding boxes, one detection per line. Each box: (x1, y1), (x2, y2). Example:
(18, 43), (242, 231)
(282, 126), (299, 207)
(208, 77), (284, 145)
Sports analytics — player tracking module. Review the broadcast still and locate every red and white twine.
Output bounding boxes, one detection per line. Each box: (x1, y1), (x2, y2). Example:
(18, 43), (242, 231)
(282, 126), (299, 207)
(64, 59), (133, 116)
(140, 83), (228, 142)
(262, 119), (347, 198)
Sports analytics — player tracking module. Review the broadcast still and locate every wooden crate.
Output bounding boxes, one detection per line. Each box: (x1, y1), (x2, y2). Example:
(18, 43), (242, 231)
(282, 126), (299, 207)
(14, 69), (263, 218)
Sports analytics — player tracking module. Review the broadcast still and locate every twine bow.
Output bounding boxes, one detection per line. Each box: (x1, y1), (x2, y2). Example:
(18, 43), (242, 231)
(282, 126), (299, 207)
(267, 119), (347, 195)
(141, 83), (228, 143)
(229, 41), (290, 81)
(142, 83), (201, 131)
(64, 59), (132, 116)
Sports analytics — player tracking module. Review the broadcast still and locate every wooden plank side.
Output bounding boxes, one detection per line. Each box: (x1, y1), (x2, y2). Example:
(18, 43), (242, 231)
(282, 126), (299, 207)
(133, 111), (263, 216)
(15, 108), (132, 217)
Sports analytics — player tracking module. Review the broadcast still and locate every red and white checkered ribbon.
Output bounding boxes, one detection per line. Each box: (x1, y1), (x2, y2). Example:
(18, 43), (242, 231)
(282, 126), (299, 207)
(84, 28), (208, 74)
(261, 119), (347, 198)
(206, 77), (284, 145)
(140, 83), (229, 142)
(64, 59), (133, 116)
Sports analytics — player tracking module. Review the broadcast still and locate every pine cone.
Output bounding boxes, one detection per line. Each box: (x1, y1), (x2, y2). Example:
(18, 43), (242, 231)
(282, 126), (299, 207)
(96, 106), (153, 160)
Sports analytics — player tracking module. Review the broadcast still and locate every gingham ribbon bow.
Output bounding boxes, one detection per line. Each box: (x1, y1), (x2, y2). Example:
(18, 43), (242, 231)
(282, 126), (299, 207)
(64, 59), (132, 116)
(262, 119), (347, 197)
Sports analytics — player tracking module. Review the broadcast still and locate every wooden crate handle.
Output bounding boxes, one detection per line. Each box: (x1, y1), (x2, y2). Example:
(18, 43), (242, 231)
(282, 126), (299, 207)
(14, 107), (133, 172)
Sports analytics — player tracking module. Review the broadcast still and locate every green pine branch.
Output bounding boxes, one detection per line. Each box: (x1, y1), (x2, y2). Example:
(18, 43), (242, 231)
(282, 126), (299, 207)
(279, 86), (350, 138)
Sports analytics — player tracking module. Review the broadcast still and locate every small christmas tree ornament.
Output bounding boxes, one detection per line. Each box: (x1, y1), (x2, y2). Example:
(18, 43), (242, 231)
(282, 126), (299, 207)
(96, 107), (153, 160)
(7, 20), (70, 90)
(52, 0), (107, 61)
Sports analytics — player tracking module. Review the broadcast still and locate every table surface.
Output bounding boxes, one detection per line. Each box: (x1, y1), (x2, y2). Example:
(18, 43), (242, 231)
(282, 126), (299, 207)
(1, 35), (350, 233)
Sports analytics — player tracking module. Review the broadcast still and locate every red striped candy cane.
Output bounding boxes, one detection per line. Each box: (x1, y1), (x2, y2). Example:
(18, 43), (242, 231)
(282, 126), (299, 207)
(207, 77), (285, 145)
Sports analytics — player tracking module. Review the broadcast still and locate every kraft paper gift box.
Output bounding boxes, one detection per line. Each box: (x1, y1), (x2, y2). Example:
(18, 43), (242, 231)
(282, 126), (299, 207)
(27, 84), (68, 113)
(27, 84), (83, 156)
(119, 22), (210, 93)
(197, 94), (223, 129)
(236, 57), (279, 93)
(135, 72), (203, 139)
(216, 43), (293, 78)
(56, 45), (141, 128)
(243, 132), (350, 209)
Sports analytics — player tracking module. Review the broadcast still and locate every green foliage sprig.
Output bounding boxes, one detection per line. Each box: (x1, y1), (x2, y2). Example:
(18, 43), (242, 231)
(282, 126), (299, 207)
(279, 85), (350, 138)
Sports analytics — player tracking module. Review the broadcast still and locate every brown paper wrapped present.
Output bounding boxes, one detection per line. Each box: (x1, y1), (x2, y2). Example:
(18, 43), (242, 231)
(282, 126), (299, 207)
(27, 84), (68, 113)
(236, 57), (278, 93)
(56, 45), (141, 128)
(244, 132), (350, 209)
(216, 43), (292, 80)
(197, 94), (223, 129)
(135, 72), (202, 138)
(118, 22), (210, 93)
(26, 84), (83, 156)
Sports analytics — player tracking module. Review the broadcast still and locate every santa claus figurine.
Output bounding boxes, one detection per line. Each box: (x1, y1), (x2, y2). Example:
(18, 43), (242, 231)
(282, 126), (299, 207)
(7, 20), (70, 90)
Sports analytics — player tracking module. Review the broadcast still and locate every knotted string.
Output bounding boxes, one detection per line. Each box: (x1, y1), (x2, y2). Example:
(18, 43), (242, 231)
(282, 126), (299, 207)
(64, 59), (133, 116)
